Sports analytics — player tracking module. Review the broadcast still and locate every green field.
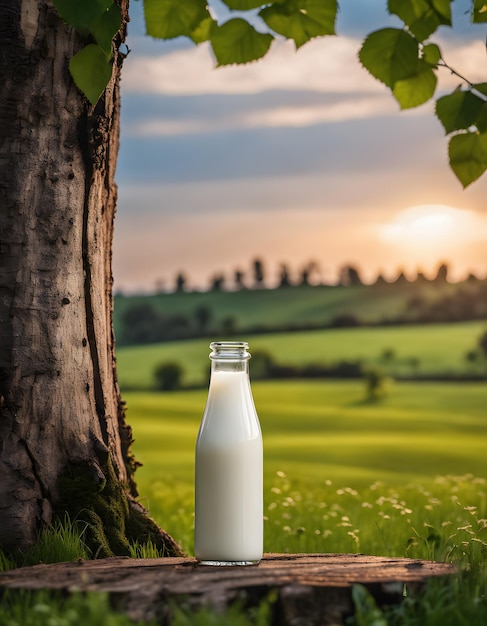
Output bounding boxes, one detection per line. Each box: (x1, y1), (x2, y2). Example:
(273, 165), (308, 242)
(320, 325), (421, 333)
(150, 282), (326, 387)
(114, 283), (412, 333)
(116, 320), (487, 389)
(114, 279), (487, 345)
(126, 379), (487, 554)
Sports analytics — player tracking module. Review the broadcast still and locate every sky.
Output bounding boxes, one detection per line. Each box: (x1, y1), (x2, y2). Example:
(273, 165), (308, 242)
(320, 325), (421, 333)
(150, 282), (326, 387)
(113, 0), (487, 293)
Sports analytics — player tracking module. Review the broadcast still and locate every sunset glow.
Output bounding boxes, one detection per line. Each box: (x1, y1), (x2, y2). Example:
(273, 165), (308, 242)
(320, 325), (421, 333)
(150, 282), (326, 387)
(381, 205), (461, 243)
(381, 204), (486, 248)
(377, 205), (487, 278)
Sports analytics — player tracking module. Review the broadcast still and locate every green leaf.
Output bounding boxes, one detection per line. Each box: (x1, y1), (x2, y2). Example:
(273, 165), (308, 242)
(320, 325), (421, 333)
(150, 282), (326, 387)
(145, 0), (210, 39)
(210, 18), (273, 65)
(90, 4), (122, 55)
(359, 28), (419, 89)
(471, 85), (487, 132)
(360, 28), (438, 110)
(431, 0), (453, 22)
(222, 0), (267, 8)
(69, 44), (113, 105)
(388, 0), (451, 40)
(260, 0), (337, 48)
(393, 60), (437, 108)
(189, 16), (214, 44)
(52, 0), (112, 35)
(474, 103), (487, 133)
(436, 91), (485, 134)
(422, 42), (441, 66)
(473, 82), (487, 97)
(448, 131), (487, 187)
(473, 0), (487, 23)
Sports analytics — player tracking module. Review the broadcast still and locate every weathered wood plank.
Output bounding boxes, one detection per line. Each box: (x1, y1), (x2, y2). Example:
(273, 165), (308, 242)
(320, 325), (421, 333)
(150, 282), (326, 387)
(0, 553), (456, 625)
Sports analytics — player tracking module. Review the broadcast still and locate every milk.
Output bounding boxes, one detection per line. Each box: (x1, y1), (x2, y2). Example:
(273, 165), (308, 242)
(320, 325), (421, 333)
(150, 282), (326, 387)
(195, 365), (263, 565)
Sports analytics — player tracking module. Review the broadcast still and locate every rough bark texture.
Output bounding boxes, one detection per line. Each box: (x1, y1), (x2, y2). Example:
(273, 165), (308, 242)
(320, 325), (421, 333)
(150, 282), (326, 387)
(0, 0), (180, 557)
(0, 554), (457, 625)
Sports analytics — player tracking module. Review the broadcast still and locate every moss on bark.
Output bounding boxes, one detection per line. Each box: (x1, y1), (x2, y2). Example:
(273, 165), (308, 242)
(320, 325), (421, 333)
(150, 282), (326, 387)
(55, 456), (183, 558)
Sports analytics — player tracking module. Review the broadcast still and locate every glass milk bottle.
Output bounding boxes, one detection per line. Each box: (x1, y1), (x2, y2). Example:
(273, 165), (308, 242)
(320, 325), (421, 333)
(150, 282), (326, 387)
(194, 341), (263, 565)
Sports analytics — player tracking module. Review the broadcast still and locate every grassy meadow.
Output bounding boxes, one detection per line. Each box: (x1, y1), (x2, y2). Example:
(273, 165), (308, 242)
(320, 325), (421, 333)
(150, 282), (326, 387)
(122, 369), (487, 623)
(118, 318), (487, 558)
(114, 278), (487, 345)
(116, 319), (487, 389)
(113, 282), (411, 333)
(126, 379), (487, 556)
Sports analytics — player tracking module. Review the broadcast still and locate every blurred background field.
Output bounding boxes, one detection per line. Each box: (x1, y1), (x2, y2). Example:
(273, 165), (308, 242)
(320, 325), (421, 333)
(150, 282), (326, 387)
(116, 319), (487, 389)
(114, 278), (487, 347)
(115, 276), (487, 562)
(125, 379), (487, 554)
(111, 274), (487, 620)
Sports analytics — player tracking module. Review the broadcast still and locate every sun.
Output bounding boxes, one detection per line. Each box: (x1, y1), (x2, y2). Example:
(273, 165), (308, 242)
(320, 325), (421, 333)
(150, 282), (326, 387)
(381, 205), (462, 244)
(377, 204), (487, 276)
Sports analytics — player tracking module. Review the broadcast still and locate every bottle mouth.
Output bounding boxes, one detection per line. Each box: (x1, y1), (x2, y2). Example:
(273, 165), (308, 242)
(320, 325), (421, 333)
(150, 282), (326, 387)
(209, 341), (250, 360)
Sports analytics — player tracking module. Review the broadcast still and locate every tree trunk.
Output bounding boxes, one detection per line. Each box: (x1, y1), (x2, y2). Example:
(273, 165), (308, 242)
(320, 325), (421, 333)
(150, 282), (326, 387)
(0, 0), (181, 557)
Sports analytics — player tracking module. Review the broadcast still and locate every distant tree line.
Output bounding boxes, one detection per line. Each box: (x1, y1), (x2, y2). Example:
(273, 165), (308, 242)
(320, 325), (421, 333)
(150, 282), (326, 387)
(152, 351), (380, 392)
(152, 332), (487, 394)
(465, 330), (487, 371)
(166, 258), (321, 294)
(403, 283), (487, 324)
(153, 356), (395, 403)
(148, 260), (470, 295)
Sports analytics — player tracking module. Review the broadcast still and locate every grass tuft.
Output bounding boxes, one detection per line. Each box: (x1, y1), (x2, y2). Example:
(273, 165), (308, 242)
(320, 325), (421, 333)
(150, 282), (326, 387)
(128, 537), (166, 559)
(21, 515), (91, 567)
(0, 590), (152, 626)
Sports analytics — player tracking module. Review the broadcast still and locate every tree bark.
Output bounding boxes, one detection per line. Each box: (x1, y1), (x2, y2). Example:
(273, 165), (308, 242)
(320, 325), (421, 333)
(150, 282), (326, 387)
(0, 0), (180, 557)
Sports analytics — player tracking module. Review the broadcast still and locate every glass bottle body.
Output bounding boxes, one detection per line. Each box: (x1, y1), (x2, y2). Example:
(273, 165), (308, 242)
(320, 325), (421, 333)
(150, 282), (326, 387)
(194, 342), (263, 566)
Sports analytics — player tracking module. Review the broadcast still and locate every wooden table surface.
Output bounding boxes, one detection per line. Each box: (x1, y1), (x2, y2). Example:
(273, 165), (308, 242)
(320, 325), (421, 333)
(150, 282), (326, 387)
(0, 553), (456, 625)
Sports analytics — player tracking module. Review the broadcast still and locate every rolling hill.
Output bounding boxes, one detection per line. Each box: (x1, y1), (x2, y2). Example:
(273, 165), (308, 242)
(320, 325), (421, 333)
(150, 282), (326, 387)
(114, 277), (486, 346)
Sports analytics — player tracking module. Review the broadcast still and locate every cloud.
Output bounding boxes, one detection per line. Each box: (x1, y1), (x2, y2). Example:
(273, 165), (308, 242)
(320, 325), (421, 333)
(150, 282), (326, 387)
(122, 36), (381, 96)
(123, 32), (486, 98)
(121, 35), (406, 138)
(125, 93), (398, 137)
(121, 32), (486, 138)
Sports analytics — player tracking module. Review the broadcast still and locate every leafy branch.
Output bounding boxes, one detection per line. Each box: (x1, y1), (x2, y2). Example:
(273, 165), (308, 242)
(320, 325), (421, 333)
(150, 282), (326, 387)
(358, 0), (487, 187)
(143, 0), (337, 64)
(52, 0), (487, 187)
(52, 0), (123, 105)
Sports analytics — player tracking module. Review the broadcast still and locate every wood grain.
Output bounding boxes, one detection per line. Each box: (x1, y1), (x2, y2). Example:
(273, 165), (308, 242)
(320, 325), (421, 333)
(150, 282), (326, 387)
(0, 553), (456, 625)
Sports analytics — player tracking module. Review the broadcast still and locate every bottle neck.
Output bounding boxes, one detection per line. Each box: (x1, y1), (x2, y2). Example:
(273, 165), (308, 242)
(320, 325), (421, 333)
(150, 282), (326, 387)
(211, 359), (249, 374)
(209, 342), (250, 374)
